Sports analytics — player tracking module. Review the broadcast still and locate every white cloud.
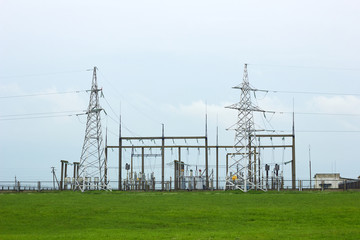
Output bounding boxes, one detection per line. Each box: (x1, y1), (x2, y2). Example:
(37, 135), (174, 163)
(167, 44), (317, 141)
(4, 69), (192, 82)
(311, 96), (360, 114)
(308, 95), (360, 131)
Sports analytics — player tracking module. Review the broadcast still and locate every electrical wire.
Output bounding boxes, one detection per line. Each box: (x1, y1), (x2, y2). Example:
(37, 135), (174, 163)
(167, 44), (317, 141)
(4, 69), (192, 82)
(252, 88), (360, 96)
(0, 69), (87, 79)
(273, 129), (360, 133)
(103, 95), (120, 120)
(107, 129), (120, 138)
(296, 130), (360, 133)
(0, 113), (82, 121)
(104, 107), (141, 137)
(248, 63), (360, 72)
(0, 90), (88, 99)
(97, 69), (163, 125)
(98, 82), (142, 137)
(0, 110), (85, 118)
(267, 111), (360, 117)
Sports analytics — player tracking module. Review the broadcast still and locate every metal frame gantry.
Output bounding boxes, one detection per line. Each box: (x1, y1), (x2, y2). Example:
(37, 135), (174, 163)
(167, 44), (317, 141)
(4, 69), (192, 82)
(106, 133), (296, 191)
(109, 135), (209, 191)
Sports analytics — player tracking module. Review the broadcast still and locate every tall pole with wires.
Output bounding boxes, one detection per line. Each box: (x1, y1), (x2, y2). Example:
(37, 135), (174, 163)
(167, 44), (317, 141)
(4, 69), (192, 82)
(77, 67), (109, 191)
(205, 105), (209, 189)
(309, 145), (312, 189)
(292, 103), (296, 189)
(119, 110), (122, 190)
(226, 64), (265, 192)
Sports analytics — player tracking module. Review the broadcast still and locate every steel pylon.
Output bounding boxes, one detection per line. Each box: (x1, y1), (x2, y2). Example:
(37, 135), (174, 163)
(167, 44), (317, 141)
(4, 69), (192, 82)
(225, 64), (266, 192)
(77, 67), (109, 191)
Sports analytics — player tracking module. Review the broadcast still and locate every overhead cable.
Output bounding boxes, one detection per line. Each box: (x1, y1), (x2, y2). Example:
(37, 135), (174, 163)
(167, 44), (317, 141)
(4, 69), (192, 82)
(0, 90), (88, 99)
(251, 88), (360, 96)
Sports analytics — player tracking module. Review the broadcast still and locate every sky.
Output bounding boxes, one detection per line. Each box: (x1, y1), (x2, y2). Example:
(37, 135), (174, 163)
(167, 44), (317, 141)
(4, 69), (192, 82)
(1, 0), (360, 186)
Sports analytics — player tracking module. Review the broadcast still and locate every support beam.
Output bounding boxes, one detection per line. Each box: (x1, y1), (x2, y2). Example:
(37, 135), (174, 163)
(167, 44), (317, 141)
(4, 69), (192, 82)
(216, 145), (219, 190)
(292, 110), (296, 190)
(118, 137), (122, 190)
(292, 134), (296, 189)
(130, 149), (134, 184)
(105, 144), (108, 188)
(248, 136), (252, 184)
(121, 136), (206, 140)
(177, 147), (181, 190)
(161, 125), (165, 191)
(258, 149), (261, 187)
(73, 162), (79, 190)
(226, 154), (229, 177)
(60, 160), (68, 191)
(107, 145), (293, 149)
(254, 148), (257, 189)
(73, 163), (77, 181)
(254, 134), (294, 138)
(142, 147), (144, 190)
(60, 161), (64, 191)
(205, 136), (209, 189)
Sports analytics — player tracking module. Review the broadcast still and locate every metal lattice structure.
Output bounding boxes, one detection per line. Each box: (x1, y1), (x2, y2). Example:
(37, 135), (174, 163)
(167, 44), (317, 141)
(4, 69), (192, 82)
(225, 64), (266, 192)
(77, 67), (109, 191)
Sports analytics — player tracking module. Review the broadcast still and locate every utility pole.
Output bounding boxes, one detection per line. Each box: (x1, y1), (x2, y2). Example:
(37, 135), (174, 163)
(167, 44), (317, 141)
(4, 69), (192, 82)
(51, 167), (59, 190)
(292, 102), (296, 189)
(205, 110), (209, 189)
(161, 124), (165, 190)
(309, 145), (312, 189)
(216, 121), (219, 190)
(119, 112), (122, 190)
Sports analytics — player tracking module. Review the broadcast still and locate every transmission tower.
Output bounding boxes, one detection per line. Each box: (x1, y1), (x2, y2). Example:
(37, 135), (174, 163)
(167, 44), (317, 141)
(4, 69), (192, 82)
(225, 64), (266, 192)
(77, 67), (109, 191)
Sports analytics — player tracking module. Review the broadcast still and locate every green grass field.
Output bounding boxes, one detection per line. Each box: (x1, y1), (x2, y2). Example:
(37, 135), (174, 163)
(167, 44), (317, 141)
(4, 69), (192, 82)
(0, 191), (359, 239)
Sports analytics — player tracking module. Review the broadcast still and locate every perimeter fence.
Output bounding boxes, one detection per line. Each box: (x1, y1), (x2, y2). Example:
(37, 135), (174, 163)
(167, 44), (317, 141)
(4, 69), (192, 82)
(1, 179), (359, 192)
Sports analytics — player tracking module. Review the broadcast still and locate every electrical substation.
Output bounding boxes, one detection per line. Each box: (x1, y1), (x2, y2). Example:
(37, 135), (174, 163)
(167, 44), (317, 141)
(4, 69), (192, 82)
(58, 64), (296, 192)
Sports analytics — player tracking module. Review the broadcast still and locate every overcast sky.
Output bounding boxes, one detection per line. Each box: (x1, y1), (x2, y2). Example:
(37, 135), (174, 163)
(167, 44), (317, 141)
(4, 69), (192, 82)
(1, 0), (360, 184)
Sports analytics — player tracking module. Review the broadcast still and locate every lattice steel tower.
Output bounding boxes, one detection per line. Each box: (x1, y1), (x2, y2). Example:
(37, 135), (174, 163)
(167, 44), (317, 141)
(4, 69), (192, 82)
(226, 64), (265, 192)
(77, 67), (108, 191)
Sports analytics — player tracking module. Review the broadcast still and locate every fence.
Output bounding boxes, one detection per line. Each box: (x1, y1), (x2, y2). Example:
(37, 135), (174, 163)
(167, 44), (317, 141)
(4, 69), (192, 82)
(0, 181), (56, 192)
(1, 179), (359, 192)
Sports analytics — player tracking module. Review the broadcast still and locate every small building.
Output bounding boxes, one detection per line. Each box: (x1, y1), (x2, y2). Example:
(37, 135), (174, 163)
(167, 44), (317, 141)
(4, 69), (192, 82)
(339, 176), (360, 190)
(314, 173), (354, 189)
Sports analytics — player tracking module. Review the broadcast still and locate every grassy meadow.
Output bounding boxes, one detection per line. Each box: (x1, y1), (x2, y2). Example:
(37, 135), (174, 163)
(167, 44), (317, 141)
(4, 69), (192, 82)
(0, 190), (359, 239)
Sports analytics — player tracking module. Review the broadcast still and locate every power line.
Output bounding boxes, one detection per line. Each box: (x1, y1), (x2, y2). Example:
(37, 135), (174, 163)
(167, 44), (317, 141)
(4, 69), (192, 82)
(252, 88), (360, 96)
(267, 111), (360, 117)
(0, 69), (87, 79)
(107, 129), (119, 138)
(296, 130), (360, 133)
(0, 90), (88, 99)
(0, 113), (82, 121)
(97, 69), (163, 125)
(96, 69), (157, 137)
(275, 129), (360, 133)
(103, 95), (120, 120)
(248, 63), (360, 72)
(0, 110), (85, 118)
(105, 113), (141, 137)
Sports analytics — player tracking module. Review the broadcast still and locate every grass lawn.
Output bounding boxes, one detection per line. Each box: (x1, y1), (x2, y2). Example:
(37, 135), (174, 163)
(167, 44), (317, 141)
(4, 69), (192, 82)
(0, 190), (359, 239)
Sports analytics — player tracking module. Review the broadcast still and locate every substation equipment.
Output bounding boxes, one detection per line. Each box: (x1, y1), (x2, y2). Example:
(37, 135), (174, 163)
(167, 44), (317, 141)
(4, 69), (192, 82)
(58, 64), (296, 192)
(105, 132), (295, 191)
